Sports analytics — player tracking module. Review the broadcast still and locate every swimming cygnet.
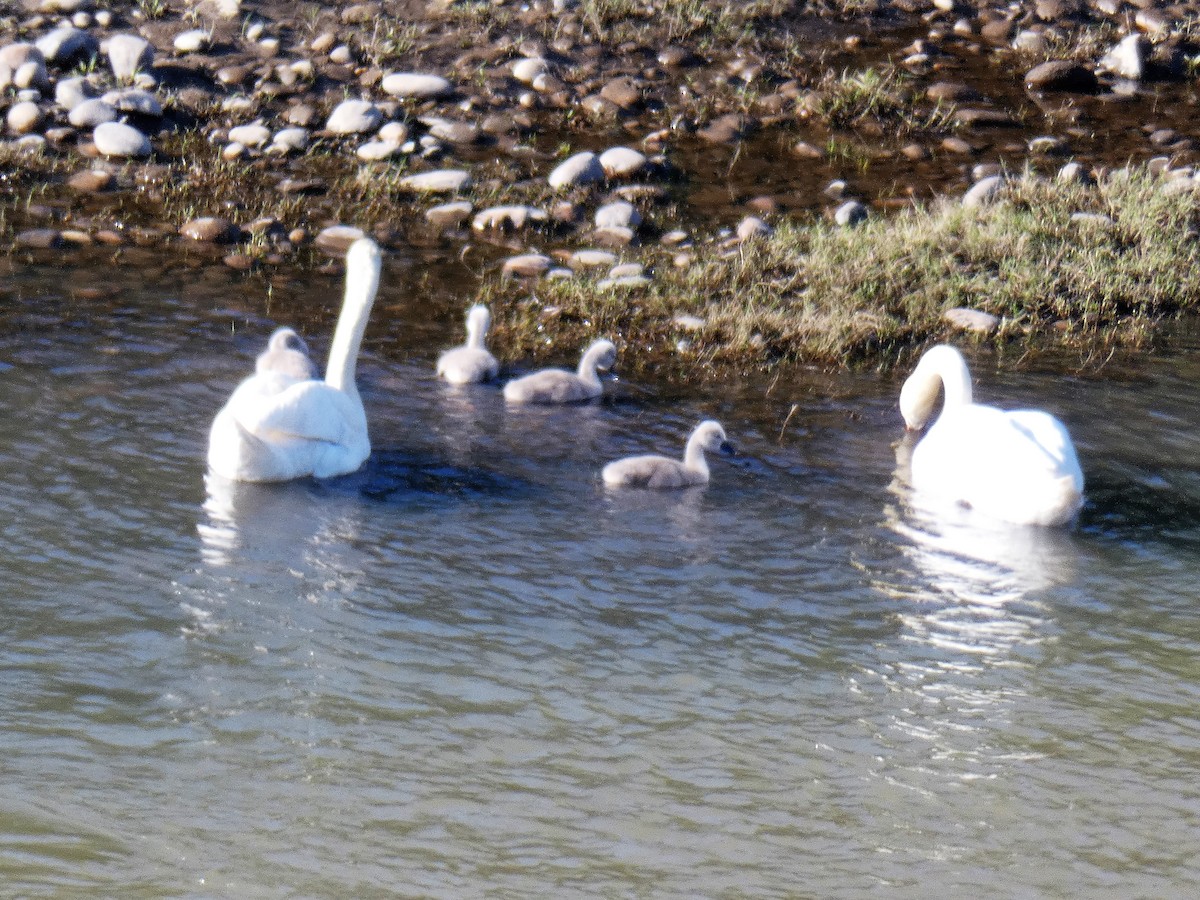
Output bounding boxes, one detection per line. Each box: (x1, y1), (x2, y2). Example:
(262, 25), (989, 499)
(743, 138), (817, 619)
(436, 304), (500, 385)
(602, 420), (733, 489)
(502, 338), (617, 404)
(255, 327), (319, 382)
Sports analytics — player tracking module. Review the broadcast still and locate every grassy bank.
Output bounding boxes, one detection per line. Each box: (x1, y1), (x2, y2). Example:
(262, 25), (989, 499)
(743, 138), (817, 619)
(485, 167), (1200, 372)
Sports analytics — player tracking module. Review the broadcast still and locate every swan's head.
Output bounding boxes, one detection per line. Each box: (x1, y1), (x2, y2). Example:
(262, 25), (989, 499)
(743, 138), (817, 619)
(585, 338), (618, 372)
(899, 344), (972, 430)
(694, 419), (735, 455)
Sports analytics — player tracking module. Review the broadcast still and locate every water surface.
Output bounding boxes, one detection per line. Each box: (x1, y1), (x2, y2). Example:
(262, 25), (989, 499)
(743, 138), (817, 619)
(1, 259), (1199, 897)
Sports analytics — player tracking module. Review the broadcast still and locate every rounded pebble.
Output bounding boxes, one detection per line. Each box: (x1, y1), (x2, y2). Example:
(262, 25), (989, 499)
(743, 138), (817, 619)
(381, 72), (453, 99)
(93, 121), (151, 157)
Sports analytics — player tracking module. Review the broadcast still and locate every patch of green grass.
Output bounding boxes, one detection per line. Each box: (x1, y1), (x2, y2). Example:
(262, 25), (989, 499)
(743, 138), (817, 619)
(485, 168), (1200, 372)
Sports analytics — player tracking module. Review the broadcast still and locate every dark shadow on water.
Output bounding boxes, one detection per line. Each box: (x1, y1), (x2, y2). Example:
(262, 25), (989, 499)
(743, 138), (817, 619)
(312, 447), (537, 507)
(1078, 469), (1200, 551)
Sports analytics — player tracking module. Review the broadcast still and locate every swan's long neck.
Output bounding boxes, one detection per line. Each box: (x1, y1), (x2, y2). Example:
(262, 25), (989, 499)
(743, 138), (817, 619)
(934, 349), (973, 409)
(683, 430), (710, 478)
(325, 239), (382, 397)
(902, 345), (973, 429)
(576, 345), (605, 386)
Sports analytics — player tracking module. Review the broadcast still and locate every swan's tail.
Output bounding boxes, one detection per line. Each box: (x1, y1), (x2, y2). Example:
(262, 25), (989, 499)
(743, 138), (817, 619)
(1041, 474), (1084, 527)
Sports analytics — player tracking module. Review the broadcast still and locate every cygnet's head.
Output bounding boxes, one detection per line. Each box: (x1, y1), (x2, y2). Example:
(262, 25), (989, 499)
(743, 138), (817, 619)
(256, 327), (319, 380)
(695, 419), (735, 455)
(466, 304), (491, 331)
(587, 338), (618, 371)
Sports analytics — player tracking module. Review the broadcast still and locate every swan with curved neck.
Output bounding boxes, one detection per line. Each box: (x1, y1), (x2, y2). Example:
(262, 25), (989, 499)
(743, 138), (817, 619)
(602, 420), (733, 489)
(900, 344), (1084, 526)
(502, 338), (616, 404)
(436, 304), (499, 384)
(207, 237), (382, 482)
(255, 327), (319, 381)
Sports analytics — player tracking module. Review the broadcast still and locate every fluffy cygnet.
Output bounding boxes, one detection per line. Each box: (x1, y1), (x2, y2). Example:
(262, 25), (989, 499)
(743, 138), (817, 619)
(502, 338), (616, 404)
(602, 420), (733, 489)
(436, 304), (500, 384)
(255, 327), (319, 382)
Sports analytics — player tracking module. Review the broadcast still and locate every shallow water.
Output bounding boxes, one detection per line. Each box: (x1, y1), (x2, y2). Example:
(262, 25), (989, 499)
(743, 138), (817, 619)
(1, 259), (1199, 897)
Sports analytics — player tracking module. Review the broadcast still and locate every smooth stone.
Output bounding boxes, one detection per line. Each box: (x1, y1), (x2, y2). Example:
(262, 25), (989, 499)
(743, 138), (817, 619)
(325, 99), (381, 134)
(55, 76), (93, 109)
(594, 200), (640, 229)
(314, 225), (366, 254)
(954, 108), (1018, 128)
(36, 26), (97, 64)
(381, 72), (452, 99)
(1057, 162), (1093, 185)
(355, 140), (400, 160)
(548, 151), (605, 189)
(1024, 60), (1097, 92)
(174, 29), (211, 54)
(425, 119), (480, 145)
(736, 216), (773, 240)
(398, 169), (471, 193)
(15, 228), (62, 249)
(834, 200), (868, 226)
(962, 174), (1005, 208)
(378, 121), (408, 144)
(926, 81), (981, 102)
(502, 253), (552, 277)
(674, 314), (706, 331)
(69, 98), (117, 127)
(592, 225), (635, 247)
(106, 34), (154, 80)
(1101, 34), (1144, 80)
(425, 201), (473, 228)
(511, 57), (548, 84)
(942, 307), (999, 334)
(67, 169), (114, 192)
(180, 216), (239, 242)
(228, 122), (271, 147)
(472, 205), (548, 230)
(607, 262), (644, 279)
(102, 88), (162, 116)
(569, 249), (617, 268)
(1070, 212), (1115, 227)
(271, 127), (309, 152)
(93, 121), (151, 157)
(13, 134), (46, 152)
(7, 101), (42, 134)
(222, 142), (245, 161)
(596, 274), (650, 290)
(598, 146), (647, 178)
(599, 76), (642, 109)
(0, 44), (47, 90)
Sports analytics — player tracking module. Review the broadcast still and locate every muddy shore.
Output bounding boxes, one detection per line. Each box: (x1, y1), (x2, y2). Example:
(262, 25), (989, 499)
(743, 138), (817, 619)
(4, 0), (1200, 370)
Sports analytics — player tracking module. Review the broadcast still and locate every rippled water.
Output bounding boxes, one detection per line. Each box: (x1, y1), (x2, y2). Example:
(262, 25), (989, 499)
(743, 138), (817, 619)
(2, 257), (1199, 897)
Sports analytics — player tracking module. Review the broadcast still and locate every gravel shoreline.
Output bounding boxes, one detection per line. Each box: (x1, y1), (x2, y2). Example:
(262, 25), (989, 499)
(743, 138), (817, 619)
(5, 0), (1200, 368)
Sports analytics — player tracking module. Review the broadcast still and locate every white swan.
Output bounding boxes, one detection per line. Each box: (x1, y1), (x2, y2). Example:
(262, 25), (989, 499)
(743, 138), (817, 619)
(899, 344), (1084, 526)
(436, 304), (499, 384)
(603, 420), (733, 489)
(255, 327), (319, 381)
(502, 338), (616, 404)
(207, 237), (383, 482)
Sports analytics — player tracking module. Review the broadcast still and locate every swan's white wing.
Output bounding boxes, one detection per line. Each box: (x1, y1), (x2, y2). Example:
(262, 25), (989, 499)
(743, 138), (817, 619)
(912, 403), (1083, 526)
(234, 379), (361, 446)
